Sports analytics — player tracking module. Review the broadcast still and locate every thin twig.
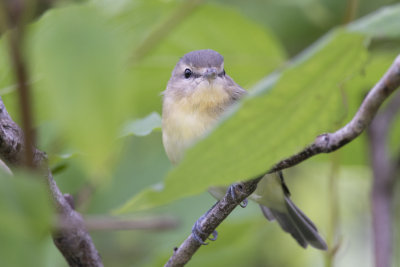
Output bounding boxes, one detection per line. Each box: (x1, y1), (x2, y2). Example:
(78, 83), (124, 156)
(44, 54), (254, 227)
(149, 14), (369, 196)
(165, 55), (400, 267)
(0, 0), (54, 36)
(8, 28), (35, 167)
(56, 215), (179, 232)
(269, 54), (400, 174)
(3, 1), (35, 167)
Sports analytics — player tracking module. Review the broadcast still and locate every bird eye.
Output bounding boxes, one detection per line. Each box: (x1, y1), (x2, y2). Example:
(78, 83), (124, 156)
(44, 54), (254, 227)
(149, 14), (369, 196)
(184, 68), (192, 79)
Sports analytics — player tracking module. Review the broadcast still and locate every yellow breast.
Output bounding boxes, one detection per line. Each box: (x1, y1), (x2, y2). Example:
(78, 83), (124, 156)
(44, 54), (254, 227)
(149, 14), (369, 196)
(162, 83), (231, 164)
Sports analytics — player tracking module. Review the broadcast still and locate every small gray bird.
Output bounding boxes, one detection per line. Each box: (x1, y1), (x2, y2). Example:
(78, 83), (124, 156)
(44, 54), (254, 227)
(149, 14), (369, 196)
(162, 49), (327, 250)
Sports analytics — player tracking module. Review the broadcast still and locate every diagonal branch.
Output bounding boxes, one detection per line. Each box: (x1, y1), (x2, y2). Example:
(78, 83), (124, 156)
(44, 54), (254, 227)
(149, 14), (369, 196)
(0, 2), (103, 265)
(165, 182), (258, 267)
(0, 97), (103, 266)
(270, 54), (400, 173)
(165, 54), (400, 267)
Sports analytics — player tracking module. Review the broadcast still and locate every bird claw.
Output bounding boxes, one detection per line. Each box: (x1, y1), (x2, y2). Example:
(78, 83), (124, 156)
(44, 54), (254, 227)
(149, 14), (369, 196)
(228, 183), (248, 208)
(239, 198), (248, 208)
(191, 218), (218, 245)
(208, 230), (218, 241)
(191, 182), (247, 246)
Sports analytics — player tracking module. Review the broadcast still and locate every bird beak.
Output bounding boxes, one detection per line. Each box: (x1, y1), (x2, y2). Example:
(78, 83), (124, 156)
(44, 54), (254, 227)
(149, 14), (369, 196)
(204, 67), (218, 81)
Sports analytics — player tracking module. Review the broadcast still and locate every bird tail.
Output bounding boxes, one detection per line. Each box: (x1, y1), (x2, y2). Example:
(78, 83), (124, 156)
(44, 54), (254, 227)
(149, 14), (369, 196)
(260, 196), (327, 250)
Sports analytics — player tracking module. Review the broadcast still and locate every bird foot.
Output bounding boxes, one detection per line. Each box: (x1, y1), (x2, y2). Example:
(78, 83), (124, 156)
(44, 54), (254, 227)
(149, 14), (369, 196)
(228, 183), (248, 208)
(191, 217), (218, 245)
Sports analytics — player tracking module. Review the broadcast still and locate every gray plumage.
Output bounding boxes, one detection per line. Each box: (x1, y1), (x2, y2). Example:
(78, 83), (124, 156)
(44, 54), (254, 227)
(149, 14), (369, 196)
(181, 49), (224, 68)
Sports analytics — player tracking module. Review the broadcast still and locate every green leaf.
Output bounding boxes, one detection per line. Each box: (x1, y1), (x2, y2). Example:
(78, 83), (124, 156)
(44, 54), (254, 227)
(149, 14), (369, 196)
(0, 172), (53, 266)
(120, 112), (162, 137)
(117, 3), (400, 213)
(29, 5), (133, 178)
(115, 30), (368, 213)
(348, 3), (400, 38)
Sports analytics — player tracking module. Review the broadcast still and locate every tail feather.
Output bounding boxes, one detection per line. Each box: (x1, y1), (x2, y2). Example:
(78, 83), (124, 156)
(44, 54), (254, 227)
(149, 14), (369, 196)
(284, 196), (327, 250)
(290, 200), (318, 231)
(259, 205), (275, 221)
(260, 205), (308, 248)
(259, 198), (327, 250)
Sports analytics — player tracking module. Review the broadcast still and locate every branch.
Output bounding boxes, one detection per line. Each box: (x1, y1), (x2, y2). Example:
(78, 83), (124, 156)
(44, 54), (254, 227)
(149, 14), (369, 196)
(0, 48), (44, 166)
(165, 181), (258, 267)
(8, 25), (35, 167)
(0, 2), (103, 265)
(270, 55), (400, 173)
(56, 215), (179, 232)
(367, 91), (400, 267)
(0, 0), (54, 36)
(1, 0), (54, 168)
(0, 97), (103, 266)
(165, 54), (400, 266)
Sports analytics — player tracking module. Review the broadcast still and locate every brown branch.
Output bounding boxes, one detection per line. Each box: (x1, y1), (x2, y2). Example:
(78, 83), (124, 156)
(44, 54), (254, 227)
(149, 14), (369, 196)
(1, 0), (39, 167)
(165, 55), (400, 266)
(165, 181), (258, 267)
(0, 0), (54, 36)
(7, 25), (35, 167)
(56, 215), (179, 232)
(367, 91), (400, 267)
(0, 100), (46, 165)
(0, 97), (103, 266)
(269, 54), (400, 173)
(0, 2), (103, 266)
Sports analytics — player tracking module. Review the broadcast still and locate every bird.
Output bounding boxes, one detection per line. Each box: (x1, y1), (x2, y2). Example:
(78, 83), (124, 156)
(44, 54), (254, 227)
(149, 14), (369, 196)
(161, 49), (327, 250)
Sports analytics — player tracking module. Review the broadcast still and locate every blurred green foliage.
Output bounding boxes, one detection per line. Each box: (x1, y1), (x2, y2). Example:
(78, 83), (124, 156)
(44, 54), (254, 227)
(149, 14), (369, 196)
(0, 0), (399, 266)
(121, 112), (161, 137)
(0, 172), (53, 266)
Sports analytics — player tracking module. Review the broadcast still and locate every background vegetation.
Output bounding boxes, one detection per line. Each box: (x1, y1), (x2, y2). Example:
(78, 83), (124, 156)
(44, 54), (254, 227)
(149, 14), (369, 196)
(0, 0), (399, 266)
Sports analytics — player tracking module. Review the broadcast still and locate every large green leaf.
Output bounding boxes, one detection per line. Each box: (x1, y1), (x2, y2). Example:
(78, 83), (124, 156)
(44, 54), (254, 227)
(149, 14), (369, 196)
(348, 4), (400, 38)
(117, 3), (400, 214)
(174, 32), (364, 184)
(116, 30), (368, 213)
(29, 5), (134, 179)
